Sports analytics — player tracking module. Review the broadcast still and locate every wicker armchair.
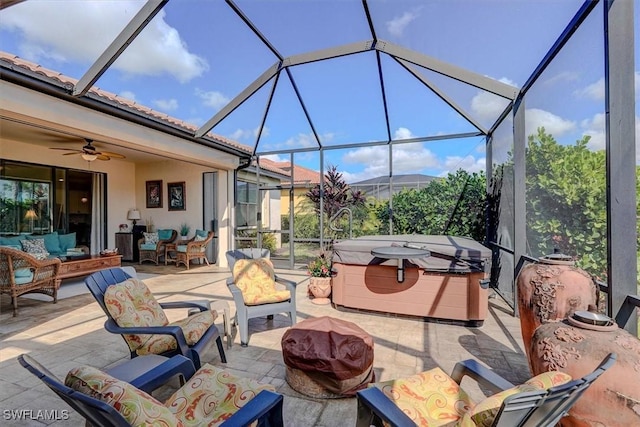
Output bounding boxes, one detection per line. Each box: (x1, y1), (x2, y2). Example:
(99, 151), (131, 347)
(138, 229), (177, 265)
(0, 246), (61, 316)
(175, 230), (214, 269)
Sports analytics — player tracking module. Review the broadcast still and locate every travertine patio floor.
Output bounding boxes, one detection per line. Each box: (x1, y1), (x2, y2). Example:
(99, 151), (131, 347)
(0, 264), (529, 426)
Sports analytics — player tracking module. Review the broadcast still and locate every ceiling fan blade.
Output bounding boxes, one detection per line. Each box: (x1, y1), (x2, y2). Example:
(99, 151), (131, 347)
(50, 147), (82, 152)
(98, 151), (126, 159)
(62, 152), (82, 156)
(97, 154), (111, 161)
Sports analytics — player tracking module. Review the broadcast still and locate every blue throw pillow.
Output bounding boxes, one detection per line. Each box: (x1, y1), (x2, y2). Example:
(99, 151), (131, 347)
(28, 232), (61, 254)
(0, 235), (26, 246)
(195, 229), (207, 238)
(58, 232), (77, 252)
(157, 229), (173, 241)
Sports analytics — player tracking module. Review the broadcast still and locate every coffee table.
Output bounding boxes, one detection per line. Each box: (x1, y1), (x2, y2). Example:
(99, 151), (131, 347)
(58, 254), (122, 280)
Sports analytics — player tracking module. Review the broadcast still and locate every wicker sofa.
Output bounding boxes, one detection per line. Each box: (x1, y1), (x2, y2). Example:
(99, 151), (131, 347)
(0, 246), (61, 316)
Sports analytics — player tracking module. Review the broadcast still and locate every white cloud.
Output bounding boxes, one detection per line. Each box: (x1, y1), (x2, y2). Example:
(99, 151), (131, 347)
(470, 77), (515, 123)
(340, 140), (441, 182)
(441, 155), (486, 176)
(261, 154), (287, 162)
(574, 78), (604, 100)
(525, 108), (576, 137)
(542, 71), (580, 87)
(118, 90), (137, 102)
(393, 127), (413, 140)
(1, 1), (207, 83)
(230, 126), (271, 142)
(470, 91), (511, 123)
(153, 98), (178, 112)
(581, 112), (606, 151)
(196, 89), (230, 111)
(386, 11), (419, 37)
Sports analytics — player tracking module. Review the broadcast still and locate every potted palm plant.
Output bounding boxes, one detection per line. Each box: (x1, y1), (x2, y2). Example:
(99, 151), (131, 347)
(307, 253), (333, 305)
(179, 222), (190, 238)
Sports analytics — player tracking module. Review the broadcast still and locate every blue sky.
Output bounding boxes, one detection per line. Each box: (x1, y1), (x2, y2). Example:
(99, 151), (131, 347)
(1, 0), (638, 182)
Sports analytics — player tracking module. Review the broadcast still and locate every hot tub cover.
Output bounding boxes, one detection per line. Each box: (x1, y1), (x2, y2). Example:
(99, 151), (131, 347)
(281, 316), (374, 393)
(332, 234), (491, 272)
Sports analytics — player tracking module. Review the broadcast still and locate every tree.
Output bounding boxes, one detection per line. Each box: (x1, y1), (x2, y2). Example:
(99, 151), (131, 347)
(375, 169), (487, 242)
(525, 128), (607, 278)
(306, 165), (366, 220)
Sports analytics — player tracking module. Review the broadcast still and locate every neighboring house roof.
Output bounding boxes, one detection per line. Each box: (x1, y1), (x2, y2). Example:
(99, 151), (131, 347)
(0, 51), (252, 156)
(270, 161), (322, 187)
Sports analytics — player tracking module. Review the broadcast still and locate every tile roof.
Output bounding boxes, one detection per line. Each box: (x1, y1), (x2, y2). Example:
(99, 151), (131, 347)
(0, 51), (252, 155)
(271, 161), (321, 185)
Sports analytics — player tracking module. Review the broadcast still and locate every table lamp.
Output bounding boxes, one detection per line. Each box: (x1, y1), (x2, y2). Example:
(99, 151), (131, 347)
(127, 209), (141, 226)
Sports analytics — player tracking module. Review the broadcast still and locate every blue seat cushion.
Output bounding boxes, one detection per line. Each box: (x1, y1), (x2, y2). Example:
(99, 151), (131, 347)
(14, 268), (34, 285)
(58, 232), (77, 252)
(157, 229), (173, 240)
(140, 243), (157, 250)
(176, 245), (188, 253)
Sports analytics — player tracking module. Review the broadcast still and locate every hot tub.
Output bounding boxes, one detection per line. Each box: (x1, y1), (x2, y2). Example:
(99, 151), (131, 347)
(331, 235), (491, 326)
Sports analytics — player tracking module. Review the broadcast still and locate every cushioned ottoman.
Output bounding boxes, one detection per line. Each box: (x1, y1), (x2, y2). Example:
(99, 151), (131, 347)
(281, 316), (374, 398)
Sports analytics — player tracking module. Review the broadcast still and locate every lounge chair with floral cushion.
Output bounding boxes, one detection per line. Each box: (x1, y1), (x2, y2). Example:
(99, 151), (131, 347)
(19, 353), (284, 427)
(0, 246), (61, 316)
(226, 256), (297, 347)
(355, 353), (616, 427)
(85, 267), (226, 369)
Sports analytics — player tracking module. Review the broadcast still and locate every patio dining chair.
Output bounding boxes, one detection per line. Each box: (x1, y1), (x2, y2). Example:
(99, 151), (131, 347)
(226, 254), (297, 347)
(85, 267), (226, 369)
(356, 352), (616, 427)
(19, 353), (284, 427)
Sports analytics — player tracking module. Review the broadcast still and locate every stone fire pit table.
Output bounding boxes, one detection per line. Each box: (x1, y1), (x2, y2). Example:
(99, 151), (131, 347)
(281, 316), (375, 398)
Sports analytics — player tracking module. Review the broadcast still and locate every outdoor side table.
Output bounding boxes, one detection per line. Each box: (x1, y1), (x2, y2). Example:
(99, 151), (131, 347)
(106, 354), (196, 394)
(371, 246), (430, 283)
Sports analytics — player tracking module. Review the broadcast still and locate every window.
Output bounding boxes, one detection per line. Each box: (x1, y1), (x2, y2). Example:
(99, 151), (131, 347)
(0, 178), (51, 234)
(237, 180), (257, 228)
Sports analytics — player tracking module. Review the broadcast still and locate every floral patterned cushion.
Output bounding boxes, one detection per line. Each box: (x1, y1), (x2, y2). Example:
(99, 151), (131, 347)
(104, 278), (169, 352)
(65, 366), (180, 426)
(372, 367), (475, 426)
(165, 363), (274, 426)
(20, 238), (50, 260)
(136, 310), (216, 356)
(144, 232), (159, 245)
(232, 258), (291, 306)
(461, 371), (572, 427)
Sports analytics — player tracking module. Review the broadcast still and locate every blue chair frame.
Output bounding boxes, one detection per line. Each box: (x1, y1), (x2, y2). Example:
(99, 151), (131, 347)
(356, 353), (616, 427)
(85, 267), (226, 369)
(19, 353), (285, 427)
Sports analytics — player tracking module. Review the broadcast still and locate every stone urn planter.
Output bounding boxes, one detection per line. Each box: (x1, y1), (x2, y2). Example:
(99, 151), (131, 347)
(516, 252), (597, 361)
(308, 277), (332, 305)
(530, 308), (640, 426)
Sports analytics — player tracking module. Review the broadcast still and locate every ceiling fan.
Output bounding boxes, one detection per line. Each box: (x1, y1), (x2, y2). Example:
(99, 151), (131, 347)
(50, 139), (126, 161)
